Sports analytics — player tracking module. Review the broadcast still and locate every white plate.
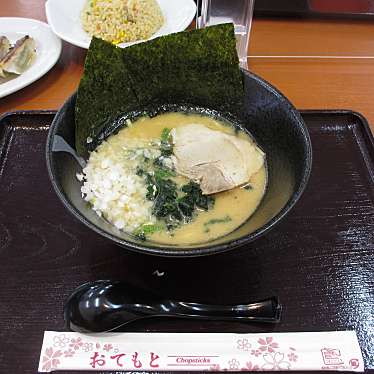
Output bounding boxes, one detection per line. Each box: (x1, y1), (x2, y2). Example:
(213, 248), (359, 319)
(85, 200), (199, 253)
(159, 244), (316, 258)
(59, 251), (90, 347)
(0, 18), (62, 99)
(45, 0), (196, 49)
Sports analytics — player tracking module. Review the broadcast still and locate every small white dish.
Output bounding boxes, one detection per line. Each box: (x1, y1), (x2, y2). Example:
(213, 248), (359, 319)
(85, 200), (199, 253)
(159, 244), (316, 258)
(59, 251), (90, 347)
(45, 0), (197, 49)
(0, 18), (62, 99)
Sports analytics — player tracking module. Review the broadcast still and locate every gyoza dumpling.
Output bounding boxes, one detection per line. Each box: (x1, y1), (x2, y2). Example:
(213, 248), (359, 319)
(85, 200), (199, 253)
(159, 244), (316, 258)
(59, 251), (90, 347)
(0, 36), (36, 76)
(0, 36), (11, 60)
(0, 36), (11, 78)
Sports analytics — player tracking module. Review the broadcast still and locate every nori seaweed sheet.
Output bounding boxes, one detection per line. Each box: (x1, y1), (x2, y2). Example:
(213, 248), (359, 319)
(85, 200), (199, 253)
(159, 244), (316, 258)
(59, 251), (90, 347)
(75, 38), (138, 155)
(75, 23), (243, 156)
(122, 24), (243, 113)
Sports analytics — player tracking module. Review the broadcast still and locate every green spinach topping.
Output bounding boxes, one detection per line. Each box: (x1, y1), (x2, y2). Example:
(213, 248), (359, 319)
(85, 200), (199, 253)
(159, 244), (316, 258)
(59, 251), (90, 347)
(204, 215), (232, 233)
(143, 175), (214, 234)
(154, 167), (176, 179)
(134, 223), (164, 241)
(160, 127), (171, 142)
(178, 182), (214, 216)
(159, 127), (173, 156)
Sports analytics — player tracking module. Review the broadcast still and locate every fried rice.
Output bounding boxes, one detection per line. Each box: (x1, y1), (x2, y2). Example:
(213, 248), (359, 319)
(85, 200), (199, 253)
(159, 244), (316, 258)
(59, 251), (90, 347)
(81, 0), (164, 44)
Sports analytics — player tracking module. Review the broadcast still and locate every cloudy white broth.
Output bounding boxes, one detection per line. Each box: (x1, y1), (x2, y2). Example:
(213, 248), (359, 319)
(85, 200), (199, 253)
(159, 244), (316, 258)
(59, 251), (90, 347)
(78, 112), (267, 245)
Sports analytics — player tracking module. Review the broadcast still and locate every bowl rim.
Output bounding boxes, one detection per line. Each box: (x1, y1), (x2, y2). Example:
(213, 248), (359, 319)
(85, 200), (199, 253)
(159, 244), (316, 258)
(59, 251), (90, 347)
(46, 70), (312, 257)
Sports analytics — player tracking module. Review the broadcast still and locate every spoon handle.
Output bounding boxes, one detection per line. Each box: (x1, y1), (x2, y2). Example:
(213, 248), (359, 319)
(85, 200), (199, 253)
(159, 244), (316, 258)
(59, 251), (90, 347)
(162, 298), (281, 323)
(52, 135), (87, 168)
(64, 281), (281, 333)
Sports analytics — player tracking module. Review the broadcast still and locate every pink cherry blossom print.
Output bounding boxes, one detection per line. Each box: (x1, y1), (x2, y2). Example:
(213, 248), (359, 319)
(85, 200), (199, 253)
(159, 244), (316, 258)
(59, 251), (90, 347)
(228, 358), (240, 370)
(69, 337), (83, 350)
(262, 352), (291, 370)
(258, 337), (279, 353)
(82, 342), (94, 352)
(42, 347), (63, 371)
(237, 338), (251, 351)
(53, 334), (69, 348)
(251, 349), (261, 357)
(288, 352), (298, 362)
(103, 343), (113, 352)
(64, 349), (75, 358)
(243, 361), (260, 371)
(209, 364), (221, 371)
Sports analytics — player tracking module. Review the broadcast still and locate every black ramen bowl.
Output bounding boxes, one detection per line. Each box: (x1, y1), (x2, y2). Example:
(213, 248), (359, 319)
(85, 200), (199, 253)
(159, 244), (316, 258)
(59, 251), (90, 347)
(46, 70), (312, 257)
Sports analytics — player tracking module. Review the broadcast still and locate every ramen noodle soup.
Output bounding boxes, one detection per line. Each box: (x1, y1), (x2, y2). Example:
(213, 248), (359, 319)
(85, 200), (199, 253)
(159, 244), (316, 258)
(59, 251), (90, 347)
(78, 112), (267, 245)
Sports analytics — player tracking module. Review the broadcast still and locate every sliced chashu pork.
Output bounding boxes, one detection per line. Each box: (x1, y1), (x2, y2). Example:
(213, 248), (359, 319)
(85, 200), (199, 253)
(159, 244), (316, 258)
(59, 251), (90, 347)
(171, 124), (265, 195)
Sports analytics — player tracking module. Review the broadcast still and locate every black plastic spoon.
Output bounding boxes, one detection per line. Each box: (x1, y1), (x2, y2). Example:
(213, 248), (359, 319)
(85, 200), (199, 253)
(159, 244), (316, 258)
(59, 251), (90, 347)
(52, 135), (86, 169)
(64, 280), (282, 332)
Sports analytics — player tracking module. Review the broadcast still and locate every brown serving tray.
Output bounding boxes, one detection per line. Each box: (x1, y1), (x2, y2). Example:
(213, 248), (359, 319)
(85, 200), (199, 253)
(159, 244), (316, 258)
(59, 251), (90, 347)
(0, 110), (373, 374)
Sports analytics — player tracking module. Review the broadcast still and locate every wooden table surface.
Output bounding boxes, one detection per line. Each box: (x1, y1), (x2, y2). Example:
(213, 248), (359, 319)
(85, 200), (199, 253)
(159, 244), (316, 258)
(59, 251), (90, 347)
(1, 1), (374, 133)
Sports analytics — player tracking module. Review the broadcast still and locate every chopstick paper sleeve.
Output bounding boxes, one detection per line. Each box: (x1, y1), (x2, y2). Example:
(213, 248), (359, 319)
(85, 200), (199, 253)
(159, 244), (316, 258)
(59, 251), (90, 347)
(38, 331), (364, 372)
